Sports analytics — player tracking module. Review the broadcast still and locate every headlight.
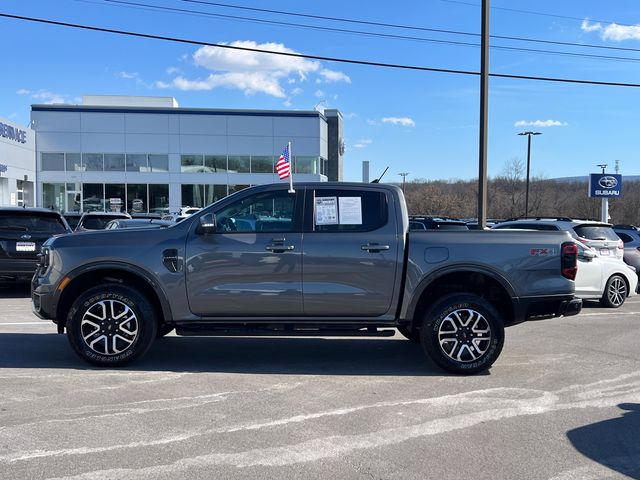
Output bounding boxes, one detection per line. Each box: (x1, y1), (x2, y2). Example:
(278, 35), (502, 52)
(37, 247), (51, 270)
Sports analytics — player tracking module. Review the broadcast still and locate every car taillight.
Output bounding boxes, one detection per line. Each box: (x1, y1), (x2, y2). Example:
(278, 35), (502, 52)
(561, 242), (578, 280)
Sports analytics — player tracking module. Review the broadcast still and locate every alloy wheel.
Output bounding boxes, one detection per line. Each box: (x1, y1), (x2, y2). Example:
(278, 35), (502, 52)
(80, 300), (139, 355)
(438, 308), (492, 362)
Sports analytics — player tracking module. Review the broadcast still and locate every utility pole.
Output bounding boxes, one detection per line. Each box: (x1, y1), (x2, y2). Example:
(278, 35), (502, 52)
(518, 131), (542, 217)
(398, 172), (409, 192)
(477, 0), (490, 228)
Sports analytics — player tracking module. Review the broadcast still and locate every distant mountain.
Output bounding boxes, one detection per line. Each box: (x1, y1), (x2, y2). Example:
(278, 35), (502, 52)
(553, 175), (640, 183)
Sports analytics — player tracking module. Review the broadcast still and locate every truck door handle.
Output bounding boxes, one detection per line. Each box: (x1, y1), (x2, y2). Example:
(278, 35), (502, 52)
(361, 243), (390, 252)
(265, 244), (295, 252)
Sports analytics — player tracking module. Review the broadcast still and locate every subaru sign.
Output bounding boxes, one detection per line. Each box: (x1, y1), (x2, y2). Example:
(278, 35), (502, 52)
(589, 173), (622, 198)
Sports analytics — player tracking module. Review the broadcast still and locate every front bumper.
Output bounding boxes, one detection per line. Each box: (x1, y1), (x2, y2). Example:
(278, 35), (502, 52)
(31, 275), (57, 321)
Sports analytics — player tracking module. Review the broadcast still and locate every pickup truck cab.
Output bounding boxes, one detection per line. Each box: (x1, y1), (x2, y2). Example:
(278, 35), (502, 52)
(32, 183), (581, 374)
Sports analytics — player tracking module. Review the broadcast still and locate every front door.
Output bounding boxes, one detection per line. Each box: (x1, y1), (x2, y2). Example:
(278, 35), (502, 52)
(185, 188), (304, 317)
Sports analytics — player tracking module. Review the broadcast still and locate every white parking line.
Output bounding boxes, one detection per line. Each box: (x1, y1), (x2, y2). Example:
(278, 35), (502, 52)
(579, 311), (640, 317)
(0, 322), (49, 326)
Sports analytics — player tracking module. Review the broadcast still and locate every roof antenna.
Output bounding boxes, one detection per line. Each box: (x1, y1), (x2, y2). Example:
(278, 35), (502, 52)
(371, 166), (389, 183)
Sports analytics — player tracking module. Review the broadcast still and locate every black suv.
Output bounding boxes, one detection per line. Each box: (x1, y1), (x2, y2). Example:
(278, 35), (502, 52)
(75, 212), (131, 231)
(0, 208), (71, 283)
(409, 216), (469, 231)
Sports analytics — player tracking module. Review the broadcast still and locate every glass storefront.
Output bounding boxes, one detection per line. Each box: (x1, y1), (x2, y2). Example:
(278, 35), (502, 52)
(41, 152), (168, 173)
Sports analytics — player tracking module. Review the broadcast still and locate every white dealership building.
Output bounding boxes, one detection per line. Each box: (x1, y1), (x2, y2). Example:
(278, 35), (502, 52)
(0, 117), (35, 207)
(30, 95), (344, 214)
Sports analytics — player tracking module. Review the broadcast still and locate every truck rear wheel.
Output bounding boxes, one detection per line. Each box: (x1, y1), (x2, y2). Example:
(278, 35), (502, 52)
(66, 284), (157, 367)
(420, 294), (504, 375)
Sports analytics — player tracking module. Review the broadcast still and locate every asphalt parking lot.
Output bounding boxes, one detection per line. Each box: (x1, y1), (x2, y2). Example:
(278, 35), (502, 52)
(0, 286), (639, 480)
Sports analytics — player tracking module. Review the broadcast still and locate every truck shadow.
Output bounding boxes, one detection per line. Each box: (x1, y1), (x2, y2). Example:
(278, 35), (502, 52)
(0, 333), (469, 376)
(0, 284), (31, 299)
(566, 403), (640, 479)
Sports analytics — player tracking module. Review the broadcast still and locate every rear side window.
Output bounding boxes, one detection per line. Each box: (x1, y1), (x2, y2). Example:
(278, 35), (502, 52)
(616, 232), (634, 243)
(313, 190), (388, 232)
(573, 225), (619, 241)
(0, 213), (67, 233)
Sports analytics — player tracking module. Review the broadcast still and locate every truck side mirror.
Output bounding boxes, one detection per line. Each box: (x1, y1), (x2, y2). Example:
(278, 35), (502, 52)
(199, 213), (217, 234)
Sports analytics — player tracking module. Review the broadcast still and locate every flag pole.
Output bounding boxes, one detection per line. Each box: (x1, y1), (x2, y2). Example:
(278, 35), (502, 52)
(287, 141), (295, 193)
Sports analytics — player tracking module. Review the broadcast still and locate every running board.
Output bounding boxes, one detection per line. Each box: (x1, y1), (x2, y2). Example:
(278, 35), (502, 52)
(175, 326), (397, 337)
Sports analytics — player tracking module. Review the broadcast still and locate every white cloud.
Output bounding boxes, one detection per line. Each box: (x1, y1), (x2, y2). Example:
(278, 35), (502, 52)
(382, 116), (416, 127)
(157, 72), (286, 97)
(17, 89), (69, 104)
(353, 139), (373, 148)
(366, 119), (379, 126)
(581, 18), (640, 41)
(316, 68), (351, 84)
(158, 40), (351, 98)
(581, 19), (602, 33)
(514, 119), (568, 128)
(283, 97), (292, 107)
(117, 71), (138, 79)
(314, 89), (325, 98)
(166, 66), (181, 75)
(344, 112), (358, 119)
(290, 87), (303, 96)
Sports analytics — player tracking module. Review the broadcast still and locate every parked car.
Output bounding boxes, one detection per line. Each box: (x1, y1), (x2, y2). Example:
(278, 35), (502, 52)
(0, 208), (71, 283)
(75, 212), (131, 231)
(492, 218), (623, 259)
(409, 216), (469, 231)
(161, 214), (187, 223)
(575, 243), (637, 307)
(32, 183), (581, 374)
(62, 212), (83, 230)
(612, 225), (640, 274)
(105, 219), (174, 230)
(130, 213), (163, 220)
(180, 206), (202, 216)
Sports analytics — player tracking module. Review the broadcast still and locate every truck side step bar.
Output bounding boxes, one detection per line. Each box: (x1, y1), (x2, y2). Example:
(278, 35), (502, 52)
(174, 325), (397, 337)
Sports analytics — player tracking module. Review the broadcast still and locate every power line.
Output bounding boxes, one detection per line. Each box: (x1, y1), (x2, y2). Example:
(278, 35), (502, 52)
(2, 12), (640, 89)
(177, 0), (640, 55)
(440, 0), (640, 28)
(95, 0), (640, 64)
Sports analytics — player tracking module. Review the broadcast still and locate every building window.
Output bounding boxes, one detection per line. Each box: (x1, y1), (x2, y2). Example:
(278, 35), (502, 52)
(66, 183), (82, 212)
(82, 183), (105, 212)
(16, 180), (25, 207)
(82, 153), (104, 172)
(251, 156), (273, 173)
(41, 153), (65, 171)
(181, 155), (204, 173)
(227, 156), (250, 173)
(149, 184), (169, 214)
(181, 184), (203, 208)
(65, 153), (82, 172)
(127, 184), (148, 213)
(205, 184), (227, 205)
(105, 184), (126, 212)
(204, 155), (227, 172)
(42, 183), (66, 211)
(126, 154), (148, 172)
(149, 154), (169, 172)
(228, 184), (249, 195)
(295, 156), (318, 174)
(104, 154), (125, 172)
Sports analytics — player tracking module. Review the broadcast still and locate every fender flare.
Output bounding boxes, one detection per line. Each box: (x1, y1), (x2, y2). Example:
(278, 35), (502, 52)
(404, 264), (517, 321)
(56, 261), (173, 322)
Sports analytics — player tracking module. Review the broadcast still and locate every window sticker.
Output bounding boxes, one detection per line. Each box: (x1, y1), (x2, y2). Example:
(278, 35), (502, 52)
(339, 197), (362, 225)
(315, 196), (338, 225)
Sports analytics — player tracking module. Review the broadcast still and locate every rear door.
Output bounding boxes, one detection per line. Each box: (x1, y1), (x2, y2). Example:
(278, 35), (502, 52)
(574, 244), (603, 297)
(185, 187), (304, 317)
(301, 187), (400, 317)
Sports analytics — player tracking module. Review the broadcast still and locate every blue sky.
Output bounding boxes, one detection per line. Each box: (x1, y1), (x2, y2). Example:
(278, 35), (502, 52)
(2, 0), (640, 182)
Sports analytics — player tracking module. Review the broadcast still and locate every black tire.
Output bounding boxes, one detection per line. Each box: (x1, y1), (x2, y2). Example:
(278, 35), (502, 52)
(156, 324), (175, 338)
(397, 325), (420, 343)
(600, 274), (627, 308)
(420, 293), (504, 375)
(66, 284), (157, 367)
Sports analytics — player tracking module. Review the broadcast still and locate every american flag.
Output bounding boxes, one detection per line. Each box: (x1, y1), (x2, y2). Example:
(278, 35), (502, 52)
(276, 144), (291, 179)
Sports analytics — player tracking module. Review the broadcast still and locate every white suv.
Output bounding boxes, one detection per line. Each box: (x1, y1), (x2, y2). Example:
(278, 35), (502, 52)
(492, 218), (623, 259)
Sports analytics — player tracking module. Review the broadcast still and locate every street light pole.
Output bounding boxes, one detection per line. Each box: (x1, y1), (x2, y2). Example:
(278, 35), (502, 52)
(518, 131), (542, 217)
(398, 172), (409, 192)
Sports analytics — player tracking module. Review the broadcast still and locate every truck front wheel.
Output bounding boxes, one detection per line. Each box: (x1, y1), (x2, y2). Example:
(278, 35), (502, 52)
(420, 294), (504, 375)
(66, 284), (157, 367)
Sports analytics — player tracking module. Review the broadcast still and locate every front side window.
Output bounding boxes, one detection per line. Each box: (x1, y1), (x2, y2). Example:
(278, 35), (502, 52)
(312, 190), (388, 233)
(216, 191), (295, 233)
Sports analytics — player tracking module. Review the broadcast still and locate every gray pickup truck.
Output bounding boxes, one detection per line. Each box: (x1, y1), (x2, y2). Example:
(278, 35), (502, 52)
(32, 183), (581, 374)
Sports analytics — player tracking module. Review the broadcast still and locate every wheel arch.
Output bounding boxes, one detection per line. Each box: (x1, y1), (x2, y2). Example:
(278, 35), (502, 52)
(406, 267), (516, 328)
(56, 262), (172, 330)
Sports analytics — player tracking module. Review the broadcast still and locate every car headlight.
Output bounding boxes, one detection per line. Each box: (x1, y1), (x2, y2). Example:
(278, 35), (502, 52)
(37, 247), (51, 270)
